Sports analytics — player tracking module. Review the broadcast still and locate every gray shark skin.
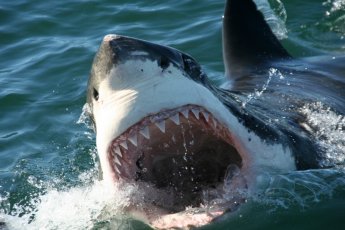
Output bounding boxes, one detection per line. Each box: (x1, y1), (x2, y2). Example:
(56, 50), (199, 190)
(222, 0), (344, 169)
(86, 0), (345, 228)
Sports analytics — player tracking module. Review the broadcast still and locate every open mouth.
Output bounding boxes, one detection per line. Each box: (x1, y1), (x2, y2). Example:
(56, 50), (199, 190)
(107, 104), (243, 213)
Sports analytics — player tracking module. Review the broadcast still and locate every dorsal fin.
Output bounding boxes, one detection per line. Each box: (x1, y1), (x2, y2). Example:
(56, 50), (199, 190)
(223, 0), (291, 78)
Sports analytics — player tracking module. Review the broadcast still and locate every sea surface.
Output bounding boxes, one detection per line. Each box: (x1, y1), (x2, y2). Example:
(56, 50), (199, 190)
(1, 0), (345, 229)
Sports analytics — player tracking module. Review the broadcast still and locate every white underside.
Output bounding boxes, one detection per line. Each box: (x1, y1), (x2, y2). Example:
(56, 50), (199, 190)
(92, 59), (296, 184)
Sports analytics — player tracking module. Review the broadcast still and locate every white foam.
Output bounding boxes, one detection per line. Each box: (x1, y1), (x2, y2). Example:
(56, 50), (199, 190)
(0, 178), (148, 230)
(299, 102), (345, 167)
(323, 0), (345, 13)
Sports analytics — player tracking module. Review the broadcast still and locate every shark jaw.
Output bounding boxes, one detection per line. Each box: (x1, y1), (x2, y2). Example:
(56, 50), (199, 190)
(107, 104), (243, 209)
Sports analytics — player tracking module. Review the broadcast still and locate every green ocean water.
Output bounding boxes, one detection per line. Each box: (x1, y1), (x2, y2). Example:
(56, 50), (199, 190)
(0, 0), (345, 229)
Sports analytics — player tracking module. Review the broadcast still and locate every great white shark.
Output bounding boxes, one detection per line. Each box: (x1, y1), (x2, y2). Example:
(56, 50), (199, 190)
(86, 0), (345, 228)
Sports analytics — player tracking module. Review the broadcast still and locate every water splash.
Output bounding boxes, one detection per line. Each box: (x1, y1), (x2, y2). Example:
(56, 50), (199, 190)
(324, 0), (345, 13)
(299, 102), (345, 167)
(2, 168), (344, 229)
(77, 103), (94, 131)
(322, 0), (345, 35)
(242, 68), (286, 107)
(201, 164), (248, 212)
(253, 169), (345, 211)
(0, 177), (155, 230)
(223, 165), (247, 198)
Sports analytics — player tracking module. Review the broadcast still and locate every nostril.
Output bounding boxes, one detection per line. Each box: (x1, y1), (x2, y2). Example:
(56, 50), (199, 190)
(93, 88), (99, 101)
(158, 56), (170, 70)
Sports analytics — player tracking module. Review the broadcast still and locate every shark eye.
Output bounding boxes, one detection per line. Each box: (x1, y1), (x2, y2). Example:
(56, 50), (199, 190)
(158, 56), (169, 70)
(93, 88), (99, 101)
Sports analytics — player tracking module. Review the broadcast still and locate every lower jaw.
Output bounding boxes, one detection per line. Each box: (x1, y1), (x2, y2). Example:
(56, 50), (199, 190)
(147, 207), (226, 229)
(126, 205), (223, 229)
(126, 182), (246, 229)
(120, 162), (248, 228)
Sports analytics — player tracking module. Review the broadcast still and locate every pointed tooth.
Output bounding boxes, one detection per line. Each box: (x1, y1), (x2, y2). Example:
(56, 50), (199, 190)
(120, 141), (128, 150)
(201, 111), (209, 122)
(114, 146), (122, 157)
(114, 165), (121, 174)
(155, 120), (166, 133)
(192, 109), (200, 119)
(170, 114), (180, 125)
(181, 110), (189, 119)
(128, 133), (138, 147)
(140, 126), (150, 139)
(114, 156), (122, 166)
(213, 119), (217, 128)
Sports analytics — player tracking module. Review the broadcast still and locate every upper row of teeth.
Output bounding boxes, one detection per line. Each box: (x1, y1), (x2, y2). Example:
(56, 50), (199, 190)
(110, 108), (219, 173)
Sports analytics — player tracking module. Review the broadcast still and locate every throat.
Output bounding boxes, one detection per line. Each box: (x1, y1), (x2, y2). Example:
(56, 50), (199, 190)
(148, 143), (241, 212)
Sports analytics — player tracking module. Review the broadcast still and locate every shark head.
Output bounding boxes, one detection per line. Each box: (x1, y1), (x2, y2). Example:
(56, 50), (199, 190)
(87, 34), (247, 207)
